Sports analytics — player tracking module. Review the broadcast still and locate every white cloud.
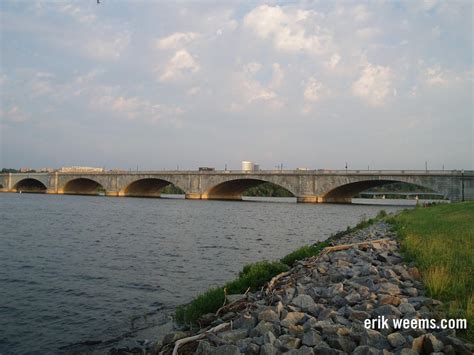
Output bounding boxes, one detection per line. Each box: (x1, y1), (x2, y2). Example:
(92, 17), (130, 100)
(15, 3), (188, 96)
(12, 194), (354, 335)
(58, 4), (96, 24)
(244, 5), (331, 56)
(417, 0), (439, 12)
(2, 105), (28, 123)
(228, 62), (284, 110)
(83, 32), (131, 61)
(29, 71), (54, 97)
(327, 53), (340, 69)
(353, 4), (371, 22)
(270, 63), (284, 89)
(52, 3), (131, 61)
(355, 27), (381, 40)
(243, 62), (262, 75)
(159, 49), (200, 82)
(74, 69), (103, 86)
(187, 86), (201, 96)
(424, 65), (450, 86)
(156, 32), (199, 50)
(244, 81), (276, 104)
(91, 90), (184, 125)
(352, 64), (394, 107)
(304, 77), (324, 102)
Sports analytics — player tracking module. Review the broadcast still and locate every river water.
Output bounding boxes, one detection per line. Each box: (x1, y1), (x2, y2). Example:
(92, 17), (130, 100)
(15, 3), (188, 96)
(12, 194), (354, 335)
(0, 193), (405, 354)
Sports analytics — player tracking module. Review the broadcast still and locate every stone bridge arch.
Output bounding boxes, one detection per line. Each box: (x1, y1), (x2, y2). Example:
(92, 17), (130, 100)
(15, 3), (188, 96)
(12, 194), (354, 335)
(199, 176), (298, 201)
(119, 178), (180, 197)
(115, 174), (188, 198)
(13, 178), (48, 193)
(59, 177), (107, 195)
(318, 175), (452, 203)
(8, 174), (50, 192)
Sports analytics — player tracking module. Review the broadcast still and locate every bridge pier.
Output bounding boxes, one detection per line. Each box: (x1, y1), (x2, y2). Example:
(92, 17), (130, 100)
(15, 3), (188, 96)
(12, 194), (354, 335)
(321, 197), (353, 204)
(105, 191), (120, 197)
(185, 193), (243, 201)
(296, 196), (353, 204)
(185, 193), (203, 200)
(202, 194), (242, 201)
(296, 195), (321, 203)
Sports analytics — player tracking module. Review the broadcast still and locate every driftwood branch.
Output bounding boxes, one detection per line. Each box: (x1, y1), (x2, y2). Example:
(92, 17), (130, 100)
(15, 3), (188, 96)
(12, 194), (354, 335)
(319, 238), (392, 255)
(215, 287), (251, 316)
(171, 322), (230, 355)
(265, 271), (291, 296)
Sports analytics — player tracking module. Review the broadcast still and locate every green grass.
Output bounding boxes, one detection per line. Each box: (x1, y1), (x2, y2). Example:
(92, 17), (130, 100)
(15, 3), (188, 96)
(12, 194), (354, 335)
(175, 261), (289, 325)
(281, 241), (330, 266)
(388, 202), (474, 341)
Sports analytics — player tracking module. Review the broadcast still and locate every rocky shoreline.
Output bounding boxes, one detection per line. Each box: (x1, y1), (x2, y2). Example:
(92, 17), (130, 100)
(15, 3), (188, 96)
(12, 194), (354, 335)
(110, 221), (473, 355)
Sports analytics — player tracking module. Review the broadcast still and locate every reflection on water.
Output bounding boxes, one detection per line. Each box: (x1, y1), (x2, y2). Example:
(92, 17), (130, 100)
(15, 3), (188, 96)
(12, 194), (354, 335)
(0, 193), (405, 353)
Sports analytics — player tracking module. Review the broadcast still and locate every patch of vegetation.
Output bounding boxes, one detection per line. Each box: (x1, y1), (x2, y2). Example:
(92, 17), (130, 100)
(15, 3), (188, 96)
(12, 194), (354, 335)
(175, 261), (289, 325)
(281, 241), (330, 266)
(388, 202), (474, 341)
(242, 182), (294, 197)
(1, 168), (19, 173)
(366, 182), (435, 193)
(175, 287), (225, 326)
(341, 210), (388, 235)
(161, 184), (185, 194)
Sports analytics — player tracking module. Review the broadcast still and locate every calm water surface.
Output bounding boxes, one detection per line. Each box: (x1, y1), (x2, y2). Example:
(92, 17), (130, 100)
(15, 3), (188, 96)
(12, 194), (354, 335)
(0, 193), (406, 354)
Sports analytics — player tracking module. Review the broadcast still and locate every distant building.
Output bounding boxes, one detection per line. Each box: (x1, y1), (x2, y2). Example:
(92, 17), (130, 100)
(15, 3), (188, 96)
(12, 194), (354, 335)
(296, 167), (309, 171)
(38, 168), (54, 172)
(198, 167), (215, 171)
(19, 167), (32, 173)
(242, 161), (259, 171)
(59, 166), (104, 173)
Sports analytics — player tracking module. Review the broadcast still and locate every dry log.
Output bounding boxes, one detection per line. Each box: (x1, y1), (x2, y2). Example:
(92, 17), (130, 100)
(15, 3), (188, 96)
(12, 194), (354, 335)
(319, 238), (392, 254)
(171, 322), (230, 355)
(265, 271), (291, 296)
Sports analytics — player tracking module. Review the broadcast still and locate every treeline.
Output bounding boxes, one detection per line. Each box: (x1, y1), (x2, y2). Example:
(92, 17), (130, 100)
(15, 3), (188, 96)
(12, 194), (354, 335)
(161, 184), (185, 194)
(242, 182), (294, 197)
(366, 182), (434, 193)
(2, 168), (21, 173)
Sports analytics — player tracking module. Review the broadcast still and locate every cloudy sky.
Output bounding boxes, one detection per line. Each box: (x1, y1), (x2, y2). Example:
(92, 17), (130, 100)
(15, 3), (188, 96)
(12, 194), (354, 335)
(1, 0), (472, 170)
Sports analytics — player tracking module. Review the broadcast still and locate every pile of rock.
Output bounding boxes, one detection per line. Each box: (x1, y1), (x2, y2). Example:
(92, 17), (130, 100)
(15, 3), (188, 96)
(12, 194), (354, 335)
(151, 222), (474, 355)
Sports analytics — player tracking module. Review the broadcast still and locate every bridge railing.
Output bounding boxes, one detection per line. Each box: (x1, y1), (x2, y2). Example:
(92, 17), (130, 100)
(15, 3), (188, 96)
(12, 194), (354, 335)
(66, 169), (473, 175)
(0, 169), (472, 176)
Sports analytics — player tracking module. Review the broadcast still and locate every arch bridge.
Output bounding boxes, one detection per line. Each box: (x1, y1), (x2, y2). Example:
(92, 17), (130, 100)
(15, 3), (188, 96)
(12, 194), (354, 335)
(0, 170), (472, 203)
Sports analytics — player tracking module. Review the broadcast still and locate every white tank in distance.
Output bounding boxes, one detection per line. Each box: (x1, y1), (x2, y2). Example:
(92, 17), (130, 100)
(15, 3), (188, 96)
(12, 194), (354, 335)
(242, 161), (254, 171)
